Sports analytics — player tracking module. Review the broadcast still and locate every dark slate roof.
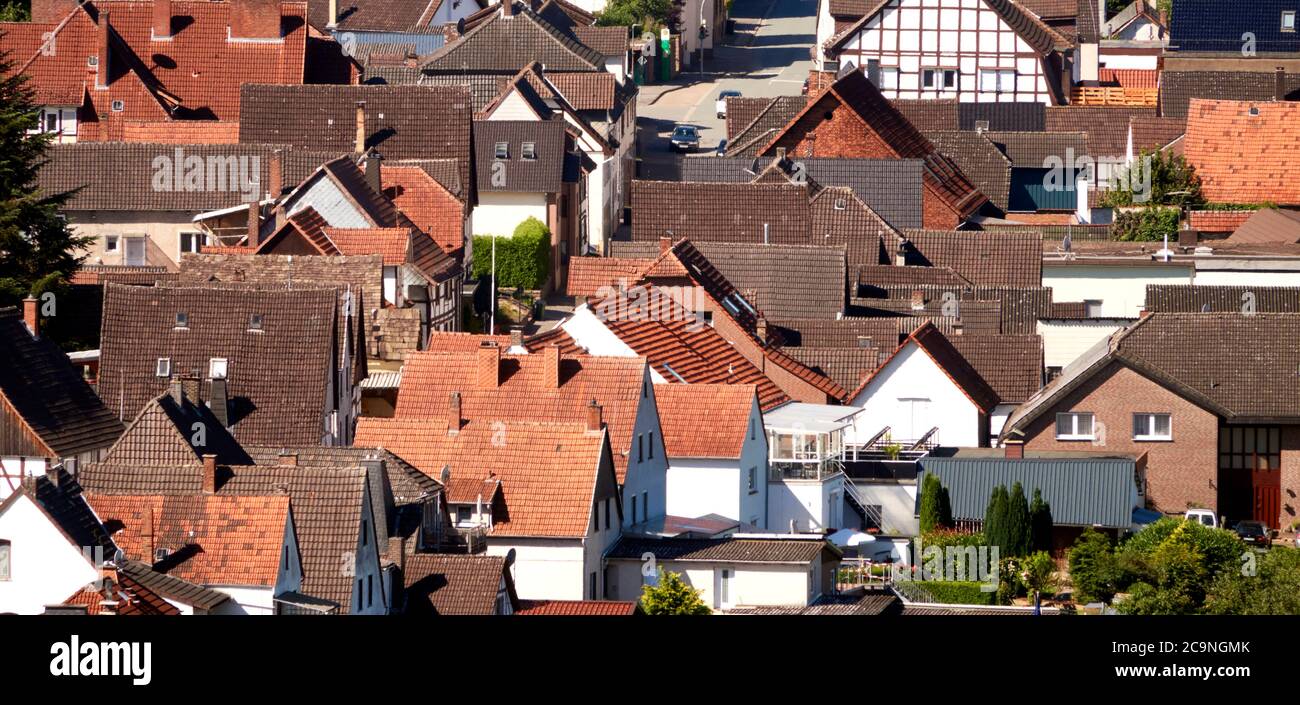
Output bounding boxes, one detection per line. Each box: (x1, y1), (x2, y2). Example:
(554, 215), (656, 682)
(1045, 106), (1157, 155)
(958, 102), (1046, 132)
(984, 130), (1088, 166)
(420, 4), (604, 72)
(918, 454), (1138, 528)
(607, 536), (835, 563)
(118, 559), (232, 610)
(1145, 285), (1300, 313)
(630, 180), (812, 244)
(895, 99), (960, 132)
(239, 84), (474, 189)
(899, 230), (1043, 288)
(1158, 71), (1300, 119)
(400, 554), (511, 615)
(0, 308), (123, 458)
(29, 468), (116, 556)
(1170, 0), (1300, 53)
(609, 240), (847, 320)
(949, 334), (1044, 403)
(473, 119), (566, 193)
(927, 131), (1012, 211)
(97, 283), (340, 448)
(878, 284), (1055, 335)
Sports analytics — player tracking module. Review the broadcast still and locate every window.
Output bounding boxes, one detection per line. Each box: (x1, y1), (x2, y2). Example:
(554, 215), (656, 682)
(747, 466), (757, 494)
(1084, 300), (1104, 317)
(642, 491), (647, 519)
(631, 495), (637, 524)
(367, 574), (373, 607)
(1055, 412), (1095, 440)
(111, 100), (124, 112)
(648, 431), (654, 459)
(356, 579), (362, 608)
(178, 231), (206, 256)
(834, 198), (847, 210)
(104, 235), (119, 252)
(0, 539), (10, 581)
(456, 506), (471, 524)
(604, 498), (610, 530)
(208, 358), (228, 380)
(123, 236), (146, 266)
(719, 568), (732, 605)
(1133, 413), (1172, 441)
(1284, 11), (1296, 31)
(248, 314), (263, 331)
(750, 418), (756, 441)
(922, 68), (957, 91)
(979, 69), (1016, 93)
(174, 312), (188, 328)
(521, 142), (537, 160)
(589, 571), (597, 599)
(494, 141), (509, 160)
(283, 549), (288, 571)
(878, 67), (899, 91)
(637, 434), (643, 463)
(155, 357), (171, 377)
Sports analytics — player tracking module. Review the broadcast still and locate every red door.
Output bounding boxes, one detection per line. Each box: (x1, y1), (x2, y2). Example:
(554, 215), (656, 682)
(1251, 459), (1281, 530)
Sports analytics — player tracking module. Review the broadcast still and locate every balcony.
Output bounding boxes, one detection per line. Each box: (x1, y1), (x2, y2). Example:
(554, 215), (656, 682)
(433, 524), (488, 554)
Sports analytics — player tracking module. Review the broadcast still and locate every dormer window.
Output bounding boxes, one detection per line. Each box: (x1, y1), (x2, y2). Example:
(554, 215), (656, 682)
(155, 357), (171, 377)
(110, 100), (124, 112)
(248, 313), (264, 331)
(1284, 11), (1296, 31)
(522, 142), (537, 160)
(494, 141), (509, 160)
(834, 198), (847, 210)
(174, 312), (188, 328)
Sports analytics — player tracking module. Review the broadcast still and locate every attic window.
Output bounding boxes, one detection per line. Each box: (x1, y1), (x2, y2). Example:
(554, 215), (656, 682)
(155, 357), (171, 377)
(111, 100), (124, 112)
(522, 142), (537, 160)
(248, 313), (264, 331)
(834, 198), (847, 210)
(1284, 11), (1297, 31)
(494, 141), (509, 160)
(209, 358), (228, 380)
(1249, 106), (1261, 116)
(87, 56), (98, 67)
(856, 336), (872, 348)
(174, 312), (188, 328)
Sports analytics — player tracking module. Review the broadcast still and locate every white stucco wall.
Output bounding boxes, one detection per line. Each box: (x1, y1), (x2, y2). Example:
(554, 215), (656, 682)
(848, 342), (983, 447)
(471, 193), (548, 237)
(1192, 267), (1300, 288)
(608, 558), (818, 609)
(622, 369), (670, 528)
(0, 457), (47, 502)
(769, 474), (844, 532)
(0, 494), (101, 615)
(488, 539), (586, 600)
(1037, 318), (1129, 369)
(1043, 264), (1192, 318)
(854, 480), (920, 536)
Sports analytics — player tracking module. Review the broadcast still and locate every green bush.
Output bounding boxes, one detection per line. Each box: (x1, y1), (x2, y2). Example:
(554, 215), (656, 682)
(1068, 528), (1120, 604)
(1205, 547), (1300, 615)
(1005, 482), (1031, 557)
(1110, 206), (1180, 242)
(920, 528), (985, 550)
(470, 217), (551, 290)
(1029, 488), (1054, 554)
(896, 580), (996, 606)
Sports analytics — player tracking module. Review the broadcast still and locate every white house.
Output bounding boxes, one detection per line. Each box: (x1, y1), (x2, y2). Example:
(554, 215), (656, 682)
(846, 322), (997, 449)
(1042, 257), (1192, 318)
(764, 403), (869, 533)
(821, 0), (1071, 104)
(0, 473), (107, 615)
(604, 534), (842, 612)
(655, 384), (769, 528)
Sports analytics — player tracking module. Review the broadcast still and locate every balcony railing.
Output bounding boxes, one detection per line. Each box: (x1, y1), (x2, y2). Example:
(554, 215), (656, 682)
(435, 524), (488, 554)
(770, 458), (845, 482)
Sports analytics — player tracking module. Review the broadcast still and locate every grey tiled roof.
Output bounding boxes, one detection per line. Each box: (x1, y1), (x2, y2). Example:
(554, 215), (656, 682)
(900, 229), (1043, 288)
(983, 131), (1088, 166)
(1158, 71), (1300, 119)
(879, 284), (1055, 335)
(1145, 284), (1300, 313)
(420, 5), (604, 72)
(927, 131), (1012, 211)
(607, 536), (834, 563)
(959, 102), (1046, 132)
(1044, 105), (1156, 156)
(473, 119), (566, 193)
(726, 95), (810, 156)
(630, 180), (813, 244)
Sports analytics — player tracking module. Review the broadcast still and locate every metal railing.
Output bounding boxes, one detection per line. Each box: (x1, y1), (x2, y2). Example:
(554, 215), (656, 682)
(436, 524), (488, 554)
(845, 427), (939, 462)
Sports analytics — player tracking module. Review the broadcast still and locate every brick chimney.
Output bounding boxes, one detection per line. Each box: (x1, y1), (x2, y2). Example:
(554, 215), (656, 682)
(502, 0), (513, 17)
(755, 316), (768, 342)
(477, 341), (500, 388)
(169, 376), (185, 405)
(447, 391), (462, 436)
(1004, 439), (1024, 459)
(201, 454), (217, 494)
(585, 399), (602, 434)
(96, 9), (110, 90)
(895, 237), (908, 266)
(230, 0), (282, 40)
(278, 451), (298, 466)
(22, 296), (39, 338)
(247, 201), (260, 245)
(1276, 67), (1287, 102)
(364, 150), (383, 195)
(659, 236), (672, 254)
(910, 289), (925, 311)
(153, 0), (172, 39)
(269, 149), (283, 201)
(543, 344), (560, 388)
(509, 327), (524, 350)
(387, 535), (405, 570)
(354, 101), (367, 153)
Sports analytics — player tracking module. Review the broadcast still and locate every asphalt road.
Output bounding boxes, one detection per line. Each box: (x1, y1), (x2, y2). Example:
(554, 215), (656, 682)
(636, 0), (816, 161)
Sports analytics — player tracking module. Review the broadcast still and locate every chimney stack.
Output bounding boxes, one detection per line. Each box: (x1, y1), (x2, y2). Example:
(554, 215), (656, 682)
(354, 101), (367, 154)
(1004, 431), (1025, 459)
(894, 237), (907, 266)
(503, 0), (513, 17)
(387, 535), (405, 570)
(230, 0), (282, 40)
(448, 391), (462, 436)
(776, 147), (786, 162)
(153, 0), (172, 39)
(755, 316), (768, 342)
(328, 0), (338, 28)
(585, 399), (602, 434)
(1276, 67), (1287, 102)
(509, 327), (524, 350)
(278, 451), (298, 466)
(202, 454), (217, 494)
(364, 150), (383, 195)
(543, 344), (561, 388)
(169, 376), (185, 405)
(477, 341), (500, 388)
(269, 149), (283, 201)
(96, 9), (110, 90)
(247, 201), (260, 246)
(209, 377), (230, 428)
(659, 236), (672, 254)
(21, 296), (38, 338)
(910, 289), (925, 311)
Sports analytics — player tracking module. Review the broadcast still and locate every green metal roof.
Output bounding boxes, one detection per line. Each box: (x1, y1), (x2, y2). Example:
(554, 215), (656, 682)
(916, 456), (1139, 529)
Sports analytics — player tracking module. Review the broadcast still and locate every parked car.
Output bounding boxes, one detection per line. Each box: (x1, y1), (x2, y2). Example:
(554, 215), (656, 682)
(670, 125), (700, 152)
(716, 89), (741, 119)
(1232, 520), (1272, 548)
(1184, 508), (1217, 528)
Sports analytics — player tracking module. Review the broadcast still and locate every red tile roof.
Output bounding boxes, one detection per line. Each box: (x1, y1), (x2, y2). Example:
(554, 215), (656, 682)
(565, 257), (654, 297)
(382, 164), (465, 256)
(63, 570), (182, 616)
(1099, 68), (1159, 89)
(322, 227), (410, 266)
(355, 417), (606, 537)
(1183, 99), (1300, 205)
(86, 493), (290, 588)
(653, 384), (757, 459)
(1189, 209), (1256, 233)
(517, 599), (639, 615)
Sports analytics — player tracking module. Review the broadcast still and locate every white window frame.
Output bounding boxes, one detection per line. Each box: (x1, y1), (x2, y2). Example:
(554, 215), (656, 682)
(922, 68), (958, 91)
(1132, 413), (1172, 441)
(155, 357), (171, 377)
(979, 69), (1015, 93)
(879, 66), (900, 91)
(1284, 11), (1297, 31)
(104, 234), (120, 253)
(123, 235), (147, 266)
(1055, 412), (1095, 441)
(178, 231), (207, 258)
(0, 540), (9, 581)
(209, 357), (228, 380)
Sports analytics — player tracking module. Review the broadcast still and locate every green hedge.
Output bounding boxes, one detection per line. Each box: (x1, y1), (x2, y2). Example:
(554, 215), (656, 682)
(471, 217), (551, 290)
(896, 580), (997, 606)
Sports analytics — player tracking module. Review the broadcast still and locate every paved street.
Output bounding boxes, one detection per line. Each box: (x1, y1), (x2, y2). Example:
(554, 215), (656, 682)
(636, 0), (816, 163)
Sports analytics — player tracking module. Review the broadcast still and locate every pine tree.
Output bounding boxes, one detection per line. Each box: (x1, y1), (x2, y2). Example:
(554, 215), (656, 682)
(1006, 482), (1031, 557)
(984, 485), (1008, 554)
(0, 45), (90, 308)
(937, 483), (954, 529)
(919, 474), (941, 533)
(1029, 488), (1054, 553)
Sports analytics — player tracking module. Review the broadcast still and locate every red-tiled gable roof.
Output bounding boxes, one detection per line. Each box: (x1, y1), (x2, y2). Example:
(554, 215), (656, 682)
(382, 164), (465, 256)
(98, 282), (340, 447)
(3, 1), (309, 127)
(322, 227), (409, 265)
(392, 347), (646, 481)
(0, 307), (124, 458)
(566, 257), (654, 297)
(517, 599), (638, 615)
(1099, 68), (1158, 89)
(401, 553), (512, 615)
(1184, 99), (1300, 205)
(426, 331), (513, 351)
(355, 417), (606, 537)
(63, 570), (182, 616)
(1188, 209), (1256, 233)
(758, 70), (987, 222)
(585, 293), (791, 410)
(653, 384), (756, 459)
(852, 322), (1000, 411)
(444, 475), (501, 503)
(86, 493), (290, 588)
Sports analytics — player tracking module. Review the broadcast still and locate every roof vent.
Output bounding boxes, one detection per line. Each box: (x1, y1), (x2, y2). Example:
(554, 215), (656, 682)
(1249, 106), (1261, 116)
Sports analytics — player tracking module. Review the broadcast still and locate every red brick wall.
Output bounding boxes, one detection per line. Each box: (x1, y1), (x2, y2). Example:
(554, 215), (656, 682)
(921, 183), (963, 230)
(1282, 428), (1300, 531)
(766, 95), (897, 160)
(1021, 361), (1219, 515)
